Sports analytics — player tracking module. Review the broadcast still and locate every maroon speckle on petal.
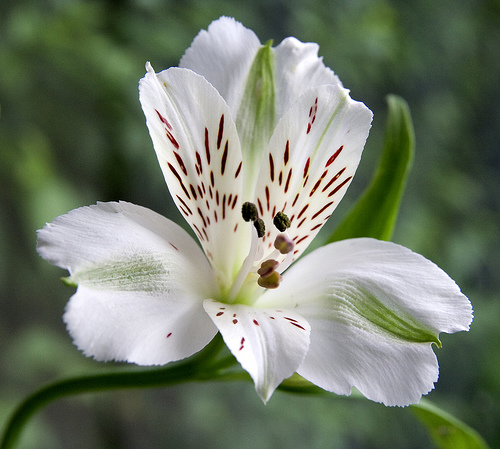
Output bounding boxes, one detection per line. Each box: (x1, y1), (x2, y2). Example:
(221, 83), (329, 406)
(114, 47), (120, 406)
(233, 319), (238, 324)
(269, 153), (275, 182)
(155, 109), (173, 130)
(176, 195), (192, 215)
(290, 322), (306, 331)
(253, 319), (259, 326)
(284, 169), (292, 193)
(167, 131), (179, 150)
(197, 208), (207, 227)
(205, 128), (211, 165)
(296, 235), (309, 245)
(257, 198), (264, 216)
(221, 141), (228, 175)
(284, 141), (290, 166)
(326, 146), (344, 167)
(297, 204), (309, 219)
(309, 179), (323, 197)
(217, 114), (224, 149)
(322, 167), (346, 193)
(303, 157), (310, 179)
(311, 201), (334, 220)
(166, 332), (172, 338)
(235, 161), (242, 179)
(189, 184), (198, 200)
(168, 163), (190, 198)
(328, 176), (352, 197)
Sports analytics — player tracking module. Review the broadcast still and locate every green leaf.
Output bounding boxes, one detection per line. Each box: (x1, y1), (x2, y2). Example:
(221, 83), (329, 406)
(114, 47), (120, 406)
(411, 399), (490, 449)
(327, 94), (415, 243)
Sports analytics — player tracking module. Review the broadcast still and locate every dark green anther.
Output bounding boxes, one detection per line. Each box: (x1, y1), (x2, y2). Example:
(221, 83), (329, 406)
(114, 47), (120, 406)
(242, 202), (258, 222)
(253, 218), (266, 238)
(273, 211), (291, 232)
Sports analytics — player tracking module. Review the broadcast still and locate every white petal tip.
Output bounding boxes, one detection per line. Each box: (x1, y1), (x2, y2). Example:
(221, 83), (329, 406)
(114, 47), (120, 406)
(145, 61), (155, 74)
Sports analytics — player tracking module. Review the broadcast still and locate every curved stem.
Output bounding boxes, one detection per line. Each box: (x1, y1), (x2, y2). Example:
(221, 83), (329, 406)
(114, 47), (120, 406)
(1, 335), (239, 449)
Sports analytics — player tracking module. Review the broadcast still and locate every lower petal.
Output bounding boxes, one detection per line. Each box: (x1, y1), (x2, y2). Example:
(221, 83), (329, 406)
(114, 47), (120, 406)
(295, 298), (439, 406)
(257, 238), (472, 406)
(65, 287), (217, 365)
(38, 201), (219, 365)
(203, 300), (311, 402)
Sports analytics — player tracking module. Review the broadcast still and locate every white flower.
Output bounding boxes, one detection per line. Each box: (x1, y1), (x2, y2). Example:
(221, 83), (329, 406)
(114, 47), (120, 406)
(37, 17), (472, 406)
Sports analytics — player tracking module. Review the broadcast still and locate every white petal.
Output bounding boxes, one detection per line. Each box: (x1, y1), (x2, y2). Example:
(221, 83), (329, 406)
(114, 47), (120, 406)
(64, 287), (217, 365)
(179, 17), (262, 116)
(274, 37), (342, 119)
(203, 299), (311, 402)
(139, 66), (249, 286)
(253, 84), (372, 264)
(37, 201), (218, 364)
(257, 238), (472, 406)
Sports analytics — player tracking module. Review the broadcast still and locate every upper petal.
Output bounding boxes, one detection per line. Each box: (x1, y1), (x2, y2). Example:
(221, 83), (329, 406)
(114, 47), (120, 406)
(37, 201), (218, 364)
(179, 16), (262, 116)
(253, 84), (372, 264)
(203, 299), (311, 402)
(139, 65), (248, 288)
(257, 238), (472, 406)
(274, 37), (342, 119)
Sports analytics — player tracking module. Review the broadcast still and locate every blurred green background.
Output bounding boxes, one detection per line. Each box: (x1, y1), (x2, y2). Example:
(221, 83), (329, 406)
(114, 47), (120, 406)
(1, 0), (499, 447)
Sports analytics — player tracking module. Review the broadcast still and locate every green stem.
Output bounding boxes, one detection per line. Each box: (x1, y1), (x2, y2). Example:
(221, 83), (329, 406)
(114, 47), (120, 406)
(1, 335), (241, 449)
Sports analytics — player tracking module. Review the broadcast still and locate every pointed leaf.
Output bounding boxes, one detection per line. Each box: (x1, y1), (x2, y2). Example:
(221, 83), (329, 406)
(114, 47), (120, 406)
(411, 399), (490, 449)
(327, 94), (414, 243)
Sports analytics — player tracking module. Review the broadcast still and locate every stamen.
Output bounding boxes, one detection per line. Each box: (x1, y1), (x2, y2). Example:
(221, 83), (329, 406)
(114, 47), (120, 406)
(254, 218), (266, 238)
(257, 271), (282, 289)
(242, 202), (258, 222)
(257, 259), (279, 278)
(274, 234), (294, 254)
(273, 211), (291, 232)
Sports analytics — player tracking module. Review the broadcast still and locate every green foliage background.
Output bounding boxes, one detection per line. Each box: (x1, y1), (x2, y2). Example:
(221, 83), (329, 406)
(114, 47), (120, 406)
(0, 0), (499, 447)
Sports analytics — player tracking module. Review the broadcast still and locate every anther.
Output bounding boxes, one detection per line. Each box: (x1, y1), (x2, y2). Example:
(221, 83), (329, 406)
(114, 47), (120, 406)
(257, 270), (282, 289)
(273, 211), (291, 232)
(242, 202), (258, 222)
(257, 259), (279, 278)
(254, 218), (266, 238)
(274, 234), (295, 254)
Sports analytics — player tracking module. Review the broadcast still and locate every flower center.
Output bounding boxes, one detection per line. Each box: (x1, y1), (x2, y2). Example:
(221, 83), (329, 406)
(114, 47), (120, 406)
(226, 202), (294, 304)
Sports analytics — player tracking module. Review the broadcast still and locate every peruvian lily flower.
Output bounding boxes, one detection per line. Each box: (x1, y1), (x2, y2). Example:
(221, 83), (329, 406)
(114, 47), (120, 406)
(37, 17), (472, 406)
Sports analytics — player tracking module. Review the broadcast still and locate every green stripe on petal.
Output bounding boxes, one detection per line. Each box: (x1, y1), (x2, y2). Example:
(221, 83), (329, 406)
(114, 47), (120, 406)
(334, 281), (441, 346)
(68, 255), (170, 292)
(236, 41), (276, 196)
